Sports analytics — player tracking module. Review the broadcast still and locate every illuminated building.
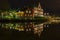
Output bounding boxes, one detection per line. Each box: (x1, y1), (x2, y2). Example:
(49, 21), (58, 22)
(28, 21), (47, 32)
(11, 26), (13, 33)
(44, 12), (49, 16)
(16, 10), (24, 16)
(14, 10), (24, 19)
(24, 8), (34, 19)
(33, 3), (44, 17)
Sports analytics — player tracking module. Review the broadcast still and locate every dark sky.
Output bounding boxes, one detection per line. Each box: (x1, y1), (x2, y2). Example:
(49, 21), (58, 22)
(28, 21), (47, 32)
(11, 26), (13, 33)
(0, 0), (60, 16)
(0, 0), (60, 9)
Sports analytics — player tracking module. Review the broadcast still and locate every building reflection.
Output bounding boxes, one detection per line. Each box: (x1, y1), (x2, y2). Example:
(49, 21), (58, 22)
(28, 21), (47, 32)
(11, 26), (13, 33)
(1, 22), (49, 36)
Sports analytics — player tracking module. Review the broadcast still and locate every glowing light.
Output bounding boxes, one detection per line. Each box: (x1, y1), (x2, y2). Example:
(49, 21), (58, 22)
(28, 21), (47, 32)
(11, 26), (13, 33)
(26, 10), (29, 13)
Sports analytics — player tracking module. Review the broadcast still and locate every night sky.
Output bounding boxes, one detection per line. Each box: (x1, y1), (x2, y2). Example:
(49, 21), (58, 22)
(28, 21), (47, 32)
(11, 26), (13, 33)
(0, 0), (60, 16)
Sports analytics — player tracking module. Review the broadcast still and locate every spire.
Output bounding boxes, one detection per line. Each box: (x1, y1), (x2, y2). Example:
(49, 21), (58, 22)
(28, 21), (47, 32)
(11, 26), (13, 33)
(38, 2), (42, 9)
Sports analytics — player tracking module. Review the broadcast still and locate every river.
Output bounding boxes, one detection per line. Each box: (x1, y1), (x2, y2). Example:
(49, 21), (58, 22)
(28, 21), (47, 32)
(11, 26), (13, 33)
(0, 22), (60, 40)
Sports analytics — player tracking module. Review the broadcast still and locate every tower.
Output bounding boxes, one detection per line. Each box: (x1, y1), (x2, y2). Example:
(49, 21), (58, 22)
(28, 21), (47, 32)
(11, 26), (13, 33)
(33, 2), (44, 17)
(38, 2), (42, 9)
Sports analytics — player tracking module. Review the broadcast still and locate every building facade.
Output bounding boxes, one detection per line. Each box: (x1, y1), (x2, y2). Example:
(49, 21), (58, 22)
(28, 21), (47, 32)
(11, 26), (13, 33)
(33, 3), (44, 17)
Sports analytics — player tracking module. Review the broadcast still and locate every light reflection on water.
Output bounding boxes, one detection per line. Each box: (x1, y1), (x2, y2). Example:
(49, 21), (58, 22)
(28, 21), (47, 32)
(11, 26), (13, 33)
(1, 22), (45, 37)
(0, 21), (60, 40)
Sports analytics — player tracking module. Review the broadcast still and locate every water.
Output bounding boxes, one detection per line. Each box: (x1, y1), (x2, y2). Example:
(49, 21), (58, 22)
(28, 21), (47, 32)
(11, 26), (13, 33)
(40, 23), (60, 40)
(0, 22), (60, 40)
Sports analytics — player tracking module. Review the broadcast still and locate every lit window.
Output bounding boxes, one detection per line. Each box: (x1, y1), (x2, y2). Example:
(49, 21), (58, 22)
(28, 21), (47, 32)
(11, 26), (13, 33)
(26, 10), (28, 13)
(25, 14), (27, 16)
(28, 14), (29, 16)
(30, 15), (32, 16)
(29, 28), (31, 31)
(26, 29), (29, 31)
(29, 11), (31, 13)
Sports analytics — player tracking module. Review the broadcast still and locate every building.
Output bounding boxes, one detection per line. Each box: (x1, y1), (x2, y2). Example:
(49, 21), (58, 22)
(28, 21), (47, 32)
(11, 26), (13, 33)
(24, 8), (34, 19)
(33, 2), (44, 17)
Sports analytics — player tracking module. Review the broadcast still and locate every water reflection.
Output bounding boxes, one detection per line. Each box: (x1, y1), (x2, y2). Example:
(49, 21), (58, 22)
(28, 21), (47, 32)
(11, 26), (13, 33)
(1, 21), (60, 40)
(2, 22), (45, 37)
